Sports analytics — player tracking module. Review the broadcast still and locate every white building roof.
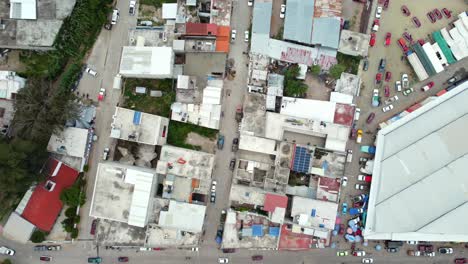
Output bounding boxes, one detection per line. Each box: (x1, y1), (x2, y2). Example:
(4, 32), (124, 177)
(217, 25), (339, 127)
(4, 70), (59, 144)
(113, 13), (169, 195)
(0, 71), (26, 100)
(119, 46), (174, 79)
(10, 0), (37, 19)
(125, 168), (155, 227)
(177, 75), (190, 89)
(89, 162), (157, 227)
(364, 81), (468, 242)
(162, 3), (178, 19)
(330, 92), (353, 104)
(264, 112), (349, 147)
(202, 86), (222, 105)
(280, 97), (336, 122)
(158, 200), (206, 232)
(239, 134), (277, 155)
(110, 107), (169, 146)
(47, 127), (88, 159)
(290, 196), (338, 230)
(2, 212), (35, 243)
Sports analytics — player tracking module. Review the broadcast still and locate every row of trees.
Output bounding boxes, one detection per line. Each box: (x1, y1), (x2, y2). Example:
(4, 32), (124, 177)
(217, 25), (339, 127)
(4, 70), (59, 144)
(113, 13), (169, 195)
(0, 0), (111, 231)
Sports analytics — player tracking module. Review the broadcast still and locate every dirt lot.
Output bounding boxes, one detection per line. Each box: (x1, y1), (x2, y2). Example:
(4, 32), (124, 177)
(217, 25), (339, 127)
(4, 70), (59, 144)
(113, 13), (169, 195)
(0, 50), (25, 72)
(185, 132), (216, 154)
(304, 73), (332, 101)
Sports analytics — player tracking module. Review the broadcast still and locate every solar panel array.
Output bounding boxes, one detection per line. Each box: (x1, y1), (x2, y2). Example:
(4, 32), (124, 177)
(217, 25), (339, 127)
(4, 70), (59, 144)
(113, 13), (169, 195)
(292, 146), (311, 173)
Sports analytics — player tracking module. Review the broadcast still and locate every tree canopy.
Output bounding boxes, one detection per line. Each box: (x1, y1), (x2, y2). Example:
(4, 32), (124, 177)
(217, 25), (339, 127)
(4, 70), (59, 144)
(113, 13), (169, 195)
(0, 139), (47, 218)
(284, 64), (308, 97)
(12, 78), (80, 144)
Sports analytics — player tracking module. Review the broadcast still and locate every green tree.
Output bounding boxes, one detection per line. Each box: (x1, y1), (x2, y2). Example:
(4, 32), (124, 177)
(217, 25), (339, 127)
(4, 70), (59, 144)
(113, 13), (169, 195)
(65, 207), (78, 218)
(61, 218), (75, 233)
(283, 65), (308, 97)
(285, 80), (308, 97)
(2, 259), (12, 264)
(329, 64), (347, 79)
(0, 139), (47, 218)
(30, 230), (47, 243)
(12, 78), (80, 143)
(71, 228), (79, 239)
(310, 65), (321, 75)
(60, 185), (85, 207)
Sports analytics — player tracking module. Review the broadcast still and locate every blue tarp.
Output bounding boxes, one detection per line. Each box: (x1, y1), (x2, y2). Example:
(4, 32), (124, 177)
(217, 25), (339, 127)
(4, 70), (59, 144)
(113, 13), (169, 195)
(133, 111), (142, 125)
(252, 225), (264, 237)
(269, 227), (280, 237)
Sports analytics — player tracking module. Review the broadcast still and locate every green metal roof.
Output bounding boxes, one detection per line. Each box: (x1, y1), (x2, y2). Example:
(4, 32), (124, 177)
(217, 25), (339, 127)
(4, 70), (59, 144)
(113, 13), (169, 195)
(432, 31), (456, 64)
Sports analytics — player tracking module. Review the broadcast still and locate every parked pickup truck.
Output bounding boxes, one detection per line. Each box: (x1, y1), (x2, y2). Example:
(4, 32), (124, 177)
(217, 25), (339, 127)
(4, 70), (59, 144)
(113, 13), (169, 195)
(349, 207), (364, 215)
(360, 146), (376, 154)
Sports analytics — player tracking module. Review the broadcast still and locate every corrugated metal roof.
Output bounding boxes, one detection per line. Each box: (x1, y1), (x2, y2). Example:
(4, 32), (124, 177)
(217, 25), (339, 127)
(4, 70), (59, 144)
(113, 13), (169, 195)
(365, 81), (468, 242)
(311, 17), (341, 49)
(283, 0), (314, 44)
(252, 2), (272, 35)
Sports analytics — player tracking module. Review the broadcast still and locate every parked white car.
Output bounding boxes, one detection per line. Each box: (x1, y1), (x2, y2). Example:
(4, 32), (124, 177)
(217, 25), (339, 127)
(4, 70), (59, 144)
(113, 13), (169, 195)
(395, 80), (402, 92)
(375, 6), (383, 18)
(218, 258), (229, 263)
(280, 4), (286, 18)
(354, 108), (361, 121)
(341, 176), (348, 187)
(111, 9), (120, 25)
(0, 246), (15, 256)
(248, 0), (253, 6)
(231, 29), (236, 42)
(85, 67), (98, 77)
(244, 31), (249, 42)
(402, 73), (409, 89)
(362, 258), (374, 263)
(382, 104), (393, 113)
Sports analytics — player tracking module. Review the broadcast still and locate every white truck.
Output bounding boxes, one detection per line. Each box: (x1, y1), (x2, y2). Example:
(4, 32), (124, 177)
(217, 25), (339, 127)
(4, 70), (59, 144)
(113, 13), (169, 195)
(129, 1), (136, 15)
(113, 74), (122, 89)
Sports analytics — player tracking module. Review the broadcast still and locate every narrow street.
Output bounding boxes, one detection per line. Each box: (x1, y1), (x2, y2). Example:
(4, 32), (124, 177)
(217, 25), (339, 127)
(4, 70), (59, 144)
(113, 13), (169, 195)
(76, 0), (137, 239)
(201, 0), (251, 249)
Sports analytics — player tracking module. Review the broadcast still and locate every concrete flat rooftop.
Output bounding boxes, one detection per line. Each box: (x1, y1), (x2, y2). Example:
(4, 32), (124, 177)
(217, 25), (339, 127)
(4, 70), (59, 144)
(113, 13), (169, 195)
(0, 0), (76, 49)
(156, 145), (214, 181)
(96, 219), (146, 246)
(310, 147), (346, 178)
(110, 107), (169, 146)
(89, 162), (157, 224)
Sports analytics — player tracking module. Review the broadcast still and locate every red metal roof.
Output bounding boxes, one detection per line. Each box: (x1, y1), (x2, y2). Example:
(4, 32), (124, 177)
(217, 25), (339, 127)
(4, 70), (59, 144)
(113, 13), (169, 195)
(333, 103), (355, 126)
(215, 26), (230, 53)
(22, 159), (79, 231)
(263, 193), (288, 212)
(185, 22), (218, 36)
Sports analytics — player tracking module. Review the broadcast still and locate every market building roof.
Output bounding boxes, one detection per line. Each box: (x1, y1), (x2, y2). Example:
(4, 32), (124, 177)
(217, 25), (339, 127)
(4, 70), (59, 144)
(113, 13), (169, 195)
(364, 81), (468, 242)
(22, 159), (79, 231)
